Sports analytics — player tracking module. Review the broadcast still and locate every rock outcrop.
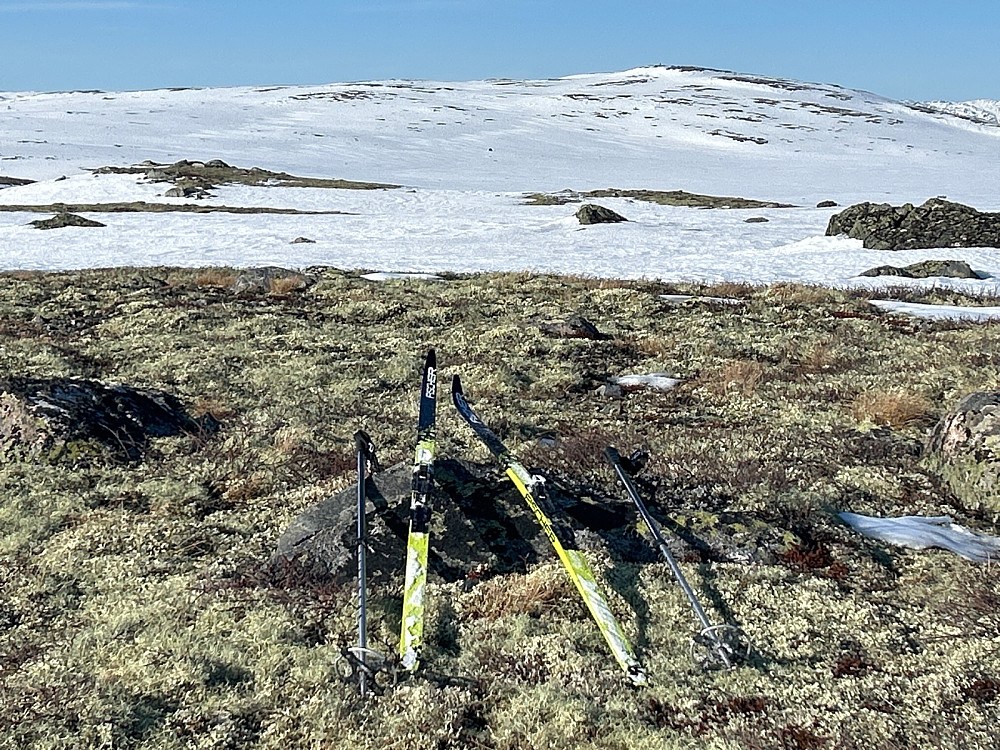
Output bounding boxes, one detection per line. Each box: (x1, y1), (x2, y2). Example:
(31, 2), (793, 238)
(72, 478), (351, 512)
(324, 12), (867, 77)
(926, 392), (1000, 515)
(576, 204), (628, 225)
(536, 314), (609, 340)
(29, 212), (106, 230)
(271, 458), (798, 585)
(859, 259), (984, 279)
(827, 198), (1000, 250)
(0, 377), (219, 462)
(231, 267), (312, 295)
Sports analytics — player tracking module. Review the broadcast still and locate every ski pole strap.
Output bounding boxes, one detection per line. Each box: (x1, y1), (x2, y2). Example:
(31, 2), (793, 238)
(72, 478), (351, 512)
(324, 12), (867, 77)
(354, 430), (381, 474)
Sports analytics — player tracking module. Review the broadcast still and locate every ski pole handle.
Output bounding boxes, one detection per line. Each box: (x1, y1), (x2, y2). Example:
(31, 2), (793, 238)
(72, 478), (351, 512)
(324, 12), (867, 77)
(354, 430), (380, 473)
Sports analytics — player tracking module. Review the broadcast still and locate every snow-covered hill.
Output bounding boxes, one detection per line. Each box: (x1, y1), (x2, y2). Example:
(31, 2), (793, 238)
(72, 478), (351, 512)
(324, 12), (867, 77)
(3, 65), (1000, 204)
(1, 66), (999, 283)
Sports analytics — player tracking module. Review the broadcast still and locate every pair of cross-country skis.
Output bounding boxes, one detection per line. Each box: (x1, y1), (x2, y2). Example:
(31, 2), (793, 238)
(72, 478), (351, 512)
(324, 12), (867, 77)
(347, 350), (747, 695)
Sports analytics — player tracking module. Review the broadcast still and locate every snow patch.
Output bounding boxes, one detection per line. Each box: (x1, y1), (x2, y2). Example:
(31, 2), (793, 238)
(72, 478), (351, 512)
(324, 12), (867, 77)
(840, 512), (1000, 563)
(869, 299), (1000, 321)
(609, 374), (682, 391)
(360, 271), (444, 281)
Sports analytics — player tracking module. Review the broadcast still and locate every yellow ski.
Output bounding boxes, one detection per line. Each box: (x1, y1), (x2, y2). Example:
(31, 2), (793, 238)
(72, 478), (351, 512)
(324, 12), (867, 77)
(452, 375), (647, 685)
(399, 350), (437, 671)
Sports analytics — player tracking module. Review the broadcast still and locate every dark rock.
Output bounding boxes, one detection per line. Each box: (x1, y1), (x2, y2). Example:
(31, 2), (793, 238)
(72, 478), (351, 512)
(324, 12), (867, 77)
(231, 267), (311, 295)
(926, 392), (1000, 514)
(291, 236), (316, 244)
(164, 186), (209, 199)
(744, 216), (769, 223)
(205, 159), (231, 169)
(576, 203), (628, 225)
(0, 377), (219, 463)
(817, 200), (838, 208)
(859, 265), (914, 278)
(537, 314), (609, 340)
(859, 259), (983, 279)
(271, 458), (798, 584)
(29, 212), (105, 230)
(271, 459), (567, 584)
(827, 198), (1000, 250)
(901, 259), (983, 279)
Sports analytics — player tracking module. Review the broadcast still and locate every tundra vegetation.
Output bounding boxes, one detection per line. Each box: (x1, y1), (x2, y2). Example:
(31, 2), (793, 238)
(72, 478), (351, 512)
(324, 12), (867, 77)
(1, 267), (999, 749)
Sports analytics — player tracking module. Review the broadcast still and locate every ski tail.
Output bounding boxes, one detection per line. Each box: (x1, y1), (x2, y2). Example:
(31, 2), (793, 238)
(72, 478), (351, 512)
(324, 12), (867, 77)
(400, 350), (437, 671)
(452, 375), (647, 685)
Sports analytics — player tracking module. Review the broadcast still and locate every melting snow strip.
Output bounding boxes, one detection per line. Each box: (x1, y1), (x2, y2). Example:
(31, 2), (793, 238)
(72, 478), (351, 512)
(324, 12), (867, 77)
(360, 272), (444, 281)
(840, 512), (1000, 563)
(869, 299), (1000, 321)
(609, 374), (683, 391)
(659, 294), (743, 305)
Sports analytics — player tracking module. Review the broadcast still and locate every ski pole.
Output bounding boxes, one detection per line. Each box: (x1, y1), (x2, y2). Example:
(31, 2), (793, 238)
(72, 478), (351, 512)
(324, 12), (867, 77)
(353, 430), (380, 697)
(605, 446), (747, 670)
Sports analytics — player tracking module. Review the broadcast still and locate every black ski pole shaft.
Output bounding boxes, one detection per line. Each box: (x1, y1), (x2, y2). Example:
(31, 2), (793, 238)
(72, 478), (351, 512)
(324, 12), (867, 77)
(604, 447), (732, 670)
(353, 430), (378, 698)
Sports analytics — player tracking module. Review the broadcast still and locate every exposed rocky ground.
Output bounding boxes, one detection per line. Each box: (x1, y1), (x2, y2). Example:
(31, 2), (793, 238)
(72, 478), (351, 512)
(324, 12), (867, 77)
(95, 159), (399, 195)
(525, 188), (795, 209)
(1, 268), (999, 749)
(827, 198), (1000, 251)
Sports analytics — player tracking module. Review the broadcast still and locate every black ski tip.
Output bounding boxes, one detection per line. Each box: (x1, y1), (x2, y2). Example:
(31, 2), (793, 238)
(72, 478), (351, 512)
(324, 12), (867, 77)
(451, 373), (463, 398)
(425, 348), (436, 367)
(604, 446), (622, 466)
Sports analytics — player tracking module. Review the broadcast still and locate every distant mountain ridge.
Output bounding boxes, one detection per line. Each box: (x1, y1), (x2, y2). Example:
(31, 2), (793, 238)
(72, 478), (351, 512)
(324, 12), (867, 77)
(913, 99), (1000, 126)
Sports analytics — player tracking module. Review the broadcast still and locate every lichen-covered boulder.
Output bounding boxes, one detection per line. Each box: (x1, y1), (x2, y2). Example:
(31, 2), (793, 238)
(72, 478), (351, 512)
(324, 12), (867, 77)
(576, 203), (628, 225)
(0, 377), (219, 463)
(926, 392), (1000, 515)
(827, 198), (1000, 250)
(860, 259), (983, 279)
(536, 314), (610, 340)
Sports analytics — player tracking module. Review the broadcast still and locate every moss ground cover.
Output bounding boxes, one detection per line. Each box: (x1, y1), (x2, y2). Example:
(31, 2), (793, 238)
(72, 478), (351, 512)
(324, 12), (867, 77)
(1, 268), (998, 749)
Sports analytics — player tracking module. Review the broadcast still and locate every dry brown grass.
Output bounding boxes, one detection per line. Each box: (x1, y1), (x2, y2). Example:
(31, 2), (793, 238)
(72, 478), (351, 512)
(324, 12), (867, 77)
(269, 276), (304, 295)
(194, 268), (239, 288)
(766, 283), (836, 306)
(851, 389), (934, 427)
(700, 280), (756, 299)
(272, 425), (310, 455)
(797, 341), (837, 375)
(190, 395), (237, 421)
(700, 359), (767, 397)
(459, 565), (571, 620)
(634, 334), (675, 358)
(1, 271), (42, 281)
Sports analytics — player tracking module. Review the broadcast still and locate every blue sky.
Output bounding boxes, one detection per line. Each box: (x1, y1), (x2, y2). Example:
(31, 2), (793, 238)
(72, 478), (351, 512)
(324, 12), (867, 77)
(2, 0), (998, 101)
